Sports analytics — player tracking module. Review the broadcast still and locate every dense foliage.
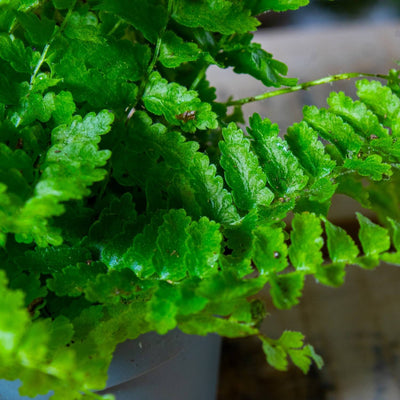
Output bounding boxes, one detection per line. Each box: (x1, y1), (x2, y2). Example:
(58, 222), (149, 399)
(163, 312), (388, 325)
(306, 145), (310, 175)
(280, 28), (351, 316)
(0, 0), (400, 398)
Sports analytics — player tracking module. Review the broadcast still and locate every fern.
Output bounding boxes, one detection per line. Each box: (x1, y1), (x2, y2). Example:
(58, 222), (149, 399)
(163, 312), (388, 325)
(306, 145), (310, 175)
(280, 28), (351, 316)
(0, 1), (399, 398)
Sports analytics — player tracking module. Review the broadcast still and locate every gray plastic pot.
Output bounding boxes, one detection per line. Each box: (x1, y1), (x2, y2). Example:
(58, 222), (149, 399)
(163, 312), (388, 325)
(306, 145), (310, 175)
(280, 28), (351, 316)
(0, 330), (222, 400)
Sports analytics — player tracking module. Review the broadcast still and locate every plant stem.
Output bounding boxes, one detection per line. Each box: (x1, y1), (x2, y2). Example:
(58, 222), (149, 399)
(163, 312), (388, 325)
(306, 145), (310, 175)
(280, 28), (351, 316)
(224, 72), (389, 107)
(133, 0), (173, 108)
(190, 64), (208, 90)
(14, 1), (77, 128)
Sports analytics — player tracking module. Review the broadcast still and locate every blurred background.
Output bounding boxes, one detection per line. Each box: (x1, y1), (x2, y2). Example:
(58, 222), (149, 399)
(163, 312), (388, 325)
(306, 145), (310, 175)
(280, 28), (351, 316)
(258, 0), (400, 29)
(213, 2), (400, 399)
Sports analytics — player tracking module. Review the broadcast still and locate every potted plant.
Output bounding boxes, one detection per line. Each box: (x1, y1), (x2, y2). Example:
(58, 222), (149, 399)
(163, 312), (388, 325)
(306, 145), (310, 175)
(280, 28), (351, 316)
(1, 0), (400, 398)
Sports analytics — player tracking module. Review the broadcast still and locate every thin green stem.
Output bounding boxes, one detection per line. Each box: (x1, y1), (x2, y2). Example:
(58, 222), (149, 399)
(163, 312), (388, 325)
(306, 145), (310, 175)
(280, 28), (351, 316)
(30, 2), (76, 85)
(190, 64), (208, 90)
(146, 36), (163, 77)
(133, 0), (173, 108)
(14, 1), (77, 128)
(224, 72), (390, 107)
(107, 19), (123, 36)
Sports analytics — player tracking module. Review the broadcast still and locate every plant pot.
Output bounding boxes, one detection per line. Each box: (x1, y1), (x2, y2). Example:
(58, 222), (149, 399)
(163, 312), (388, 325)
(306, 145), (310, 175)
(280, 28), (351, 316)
(0, 330), (222, 400)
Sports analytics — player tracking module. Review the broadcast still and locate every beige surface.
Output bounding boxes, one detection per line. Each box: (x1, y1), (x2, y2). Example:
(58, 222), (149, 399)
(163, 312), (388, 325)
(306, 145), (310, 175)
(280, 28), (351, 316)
(212, 23), (400, 400)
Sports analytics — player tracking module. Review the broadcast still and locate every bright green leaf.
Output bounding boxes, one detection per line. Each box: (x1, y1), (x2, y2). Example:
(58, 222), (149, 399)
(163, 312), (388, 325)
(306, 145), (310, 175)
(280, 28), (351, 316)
(143, 71), (218, 133)
(159, 30), (203, 68)
(248, 114), (308, 195)
(356, 79), (400, 136)
(356, 213), (390, 257)
(253, 225), (288, 274)
(219, 122), (273, 210)
(324, 219), (359, 263)
(303, 106), (363, 157)
(288, 213), (323, 273)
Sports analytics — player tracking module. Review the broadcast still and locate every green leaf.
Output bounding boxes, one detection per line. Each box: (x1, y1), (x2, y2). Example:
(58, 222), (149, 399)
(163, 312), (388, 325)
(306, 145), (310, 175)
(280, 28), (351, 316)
(356, 213), (390, 257)
(142, 71), (218, 133)
(159, 30), (203, 68)
(17, 11), (55, 47)
(388, 218), (400, 252)
(249, 0), (309, 14)
(197, 270), (266, 303)
(356, 79), (400, 136)
(286, 122), (336, 179)
(303, 106), (363, 157)
(146, 282), (180, 334)
(253, 225), (288, 274)
(85, 269), (143, 305)
(269, 272), (304, 309)
(324, 219), (359, 263)
(172, 0), (259, 35)
(52, 91), (76, 125)
(52, 0), (75, 9)
(0, 270), (30, 356)
(179, 312), (258, 337)
(12, 91), (57, 126)
(327, 91), (388, 139)
(95, 0), (168, 43)
(261, 331), (323, 374)
(248, 114), (308, 196)
(54, 39), (149, 108)
(288, 213), (323, 273)
(64, 11), (102, 43)
(315, 262), (346, 287)
(0, 34), (33, 73)
(261, 337), (288, 371)
(7, 110), (114, 246)
(47, 261), (107, 297)
(217, 43), (297, 87)
(219, 122), (273, 210)
(344, 154), (392, 181)
(153, 209), (191, 281)
(261, 330), (322, 373)
(190, 152), (240, 225)
(127, 112), (240, 225)
(186, 217), (222, 278)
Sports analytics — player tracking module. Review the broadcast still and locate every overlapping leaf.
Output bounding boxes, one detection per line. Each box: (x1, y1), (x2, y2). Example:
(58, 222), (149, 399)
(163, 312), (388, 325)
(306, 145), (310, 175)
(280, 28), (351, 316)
(172, 0), (259, 35)
(217, 43), (297, 87)
(248, 114), (308, 196)
(143, 71), (218, 133)
(219, 122), (273, 210)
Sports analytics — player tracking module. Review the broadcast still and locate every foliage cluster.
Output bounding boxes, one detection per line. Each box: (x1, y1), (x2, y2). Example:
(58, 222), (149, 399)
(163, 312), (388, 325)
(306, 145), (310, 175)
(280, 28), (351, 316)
(0, 0), (400, 398)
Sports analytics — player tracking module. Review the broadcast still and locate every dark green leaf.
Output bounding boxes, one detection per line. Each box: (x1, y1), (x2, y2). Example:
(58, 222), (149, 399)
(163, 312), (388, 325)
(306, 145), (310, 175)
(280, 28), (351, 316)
(17, 11), (55, 47)
(0, 34), (33, 73)
(217, 43), (297, 87)
(95, 0), (168, 43)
